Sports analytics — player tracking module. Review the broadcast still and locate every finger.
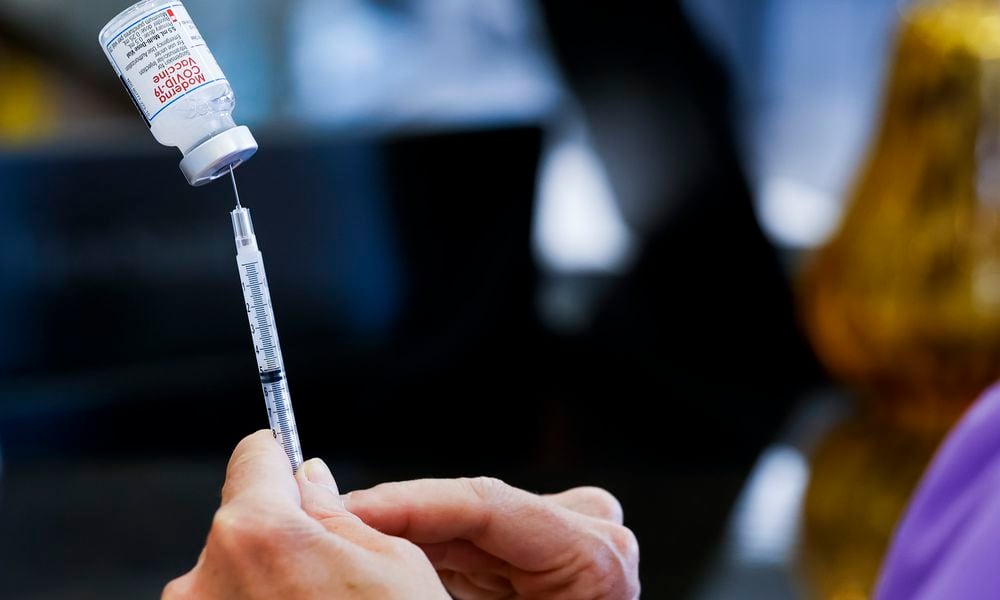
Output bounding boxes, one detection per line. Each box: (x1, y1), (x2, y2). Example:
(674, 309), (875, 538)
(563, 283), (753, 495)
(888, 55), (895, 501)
(295, 458), (391, 551)
(344, 477), (586, 572)
(438, 570), (509, 600)
(295, 457), (345, 516)
(220, 430), (300, 509)
(420, 540), (510, 574)
(546, 487), (624, 524)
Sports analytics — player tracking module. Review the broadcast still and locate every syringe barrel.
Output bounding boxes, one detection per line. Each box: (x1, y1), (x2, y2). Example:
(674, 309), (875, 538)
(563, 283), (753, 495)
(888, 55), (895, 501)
(232, 208), (303, 471)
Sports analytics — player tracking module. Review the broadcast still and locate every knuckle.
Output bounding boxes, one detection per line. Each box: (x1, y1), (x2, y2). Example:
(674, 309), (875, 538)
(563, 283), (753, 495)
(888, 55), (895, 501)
(576, 486), (625, 523)
(464, 476), (512, 505)
(581, 525), (641, 597)
(609, 525), (640, 563)
(209, 506), (289, 555)
(462, 477), (514, 537)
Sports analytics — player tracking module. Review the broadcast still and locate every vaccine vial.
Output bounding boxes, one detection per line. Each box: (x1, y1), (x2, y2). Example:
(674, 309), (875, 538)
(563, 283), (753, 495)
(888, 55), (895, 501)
(99, 0), (257, 186)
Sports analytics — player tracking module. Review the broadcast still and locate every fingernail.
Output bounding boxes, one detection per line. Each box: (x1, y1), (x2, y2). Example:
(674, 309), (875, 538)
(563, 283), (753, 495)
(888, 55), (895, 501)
(303, 458), (338, 492)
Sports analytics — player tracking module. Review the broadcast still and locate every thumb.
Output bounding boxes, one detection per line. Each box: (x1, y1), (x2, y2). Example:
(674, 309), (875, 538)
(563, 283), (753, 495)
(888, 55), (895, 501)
(296, 458), (347, 519)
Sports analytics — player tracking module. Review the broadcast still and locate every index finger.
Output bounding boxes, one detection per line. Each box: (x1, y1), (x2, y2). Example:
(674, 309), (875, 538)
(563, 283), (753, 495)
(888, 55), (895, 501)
(220, 430), (301, 509)
(344, 477), (586, 572)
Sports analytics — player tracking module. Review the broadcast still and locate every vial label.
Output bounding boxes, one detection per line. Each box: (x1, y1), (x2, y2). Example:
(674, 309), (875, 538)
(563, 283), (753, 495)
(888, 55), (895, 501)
(105, 3), (226, 125)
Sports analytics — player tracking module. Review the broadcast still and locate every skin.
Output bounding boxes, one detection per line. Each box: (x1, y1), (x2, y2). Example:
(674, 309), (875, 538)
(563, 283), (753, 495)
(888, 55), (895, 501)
(162, 431), (448, 599)
(163, 431), (640, 600)
(345, 480), (641, 600)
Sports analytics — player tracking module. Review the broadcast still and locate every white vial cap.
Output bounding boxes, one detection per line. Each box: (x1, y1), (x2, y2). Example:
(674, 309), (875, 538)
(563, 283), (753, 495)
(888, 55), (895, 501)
(179, 126), (259, 186)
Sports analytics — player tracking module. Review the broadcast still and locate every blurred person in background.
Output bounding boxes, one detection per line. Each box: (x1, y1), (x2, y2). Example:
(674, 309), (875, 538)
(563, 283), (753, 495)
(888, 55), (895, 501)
(877, 383), (1000, 600)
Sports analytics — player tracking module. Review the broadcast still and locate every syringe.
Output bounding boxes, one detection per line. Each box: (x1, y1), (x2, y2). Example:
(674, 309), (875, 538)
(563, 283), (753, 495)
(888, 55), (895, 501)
(229, 168), (303, 471)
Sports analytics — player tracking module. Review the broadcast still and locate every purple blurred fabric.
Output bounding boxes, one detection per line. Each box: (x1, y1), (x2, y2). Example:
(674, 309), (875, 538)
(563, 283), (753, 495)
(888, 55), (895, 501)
(877, 383), (1000, 599)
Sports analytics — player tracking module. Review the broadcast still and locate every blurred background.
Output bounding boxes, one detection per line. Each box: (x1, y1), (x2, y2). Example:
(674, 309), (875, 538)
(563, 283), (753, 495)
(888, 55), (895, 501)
(3, 0), (1000, 598)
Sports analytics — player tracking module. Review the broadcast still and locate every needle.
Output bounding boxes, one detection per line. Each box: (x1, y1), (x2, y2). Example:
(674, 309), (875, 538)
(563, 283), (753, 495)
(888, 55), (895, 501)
(230, 164), (242, 208)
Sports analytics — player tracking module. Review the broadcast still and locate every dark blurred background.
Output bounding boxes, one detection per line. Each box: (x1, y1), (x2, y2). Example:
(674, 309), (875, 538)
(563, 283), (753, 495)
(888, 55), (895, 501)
(0, 1), (913, 598)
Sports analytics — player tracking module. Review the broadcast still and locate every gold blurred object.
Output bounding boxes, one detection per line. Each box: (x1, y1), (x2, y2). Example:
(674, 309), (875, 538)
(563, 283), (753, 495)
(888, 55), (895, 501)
(0, 47), (54, 143)
(800, 418), (939, 600)
(800, 1), (1000, 597)
(802, 0), (1000, 434)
